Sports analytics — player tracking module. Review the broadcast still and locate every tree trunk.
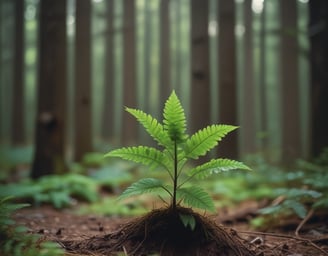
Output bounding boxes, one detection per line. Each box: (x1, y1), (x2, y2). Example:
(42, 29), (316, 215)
(217, 0), (238, 158)
(31, 0), (67, 178)
(191, 0), (210, 133)
(1, 1), (14, 143)
(309, 0), (328, 157)
(122, 0), (137, 145)
(11, 0), (25, 145)
(280, 0), (301, 164)
(173, 0), (182, 94)
(102, 0), (115, 142)
(259, 0), (268, 153)
(144, 0), (152, 113)
(240, 0), (256, 155)
(159, 0), (171, 110)
(73, 0), (92, 162)
(0, 1), (2, 142)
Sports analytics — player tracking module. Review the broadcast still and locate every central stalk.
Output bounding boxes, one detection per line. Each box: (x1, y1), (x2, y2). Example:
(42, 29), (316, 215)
(172, 140), (178, 210)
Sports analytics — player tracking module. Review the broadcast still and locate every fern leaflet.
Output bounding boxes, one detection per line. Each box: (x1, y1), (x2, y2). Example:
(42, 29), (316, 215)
(176, 186), (215, 212)
(105, 146), (170, 171)
(184, 125), (238, 159)
(188, 158), (251, 179)
(163, 91), (187, 143)
(119, 178), (167, 200)
(125, 107), (171, 147)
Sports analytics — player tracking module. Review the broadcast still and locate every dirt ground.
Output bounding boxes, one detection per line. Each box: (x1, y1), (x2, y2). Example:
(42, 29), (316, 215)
(13, 202), (328, 256)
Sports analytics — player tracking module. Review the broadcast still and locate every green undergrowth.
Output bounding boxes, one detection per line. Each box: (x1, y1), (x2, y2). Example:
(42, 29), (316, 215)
(1, 143), (327, 229)
(0, 197), (64, 256)
(0, 145), (33, 181)
(78, 196), (148, 217)
(244, 150), (328, 228)
(0, 158), (135, 209)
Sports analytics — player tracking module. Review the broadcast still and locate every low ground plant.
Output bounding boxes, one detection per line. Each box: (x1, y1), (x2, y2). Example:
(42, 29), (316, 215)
(92, 91), (253, 255)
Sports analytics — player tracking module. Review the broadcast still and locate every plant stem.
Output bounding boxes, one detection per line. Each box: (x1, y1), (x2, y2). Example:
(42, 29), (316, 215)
(172, 140), (178, 210)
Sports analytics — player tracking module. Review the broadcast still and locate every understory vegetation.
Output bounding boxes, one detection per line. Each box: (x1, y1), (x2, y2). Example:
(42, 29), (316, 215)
(0, 197), (64, 256)
(1, 94), (328, 254)
(1, 143), (328, 255)
(1, 145), (327, 221)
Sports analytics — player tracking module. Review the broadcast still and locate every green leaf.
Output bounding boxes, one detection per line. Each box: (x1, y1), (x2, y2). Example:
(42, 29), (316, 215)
(125, 107), (171, 147)
(177, 186), (215, 212)
(184, 125), (238, 159)
(179, 213), (196, 230)
(188, 158), (251, 179)
(286, 200), (307, 218)
(119, 178), (167, 200)
(105, 146), (170, 171)
(163, 91), (187, 143)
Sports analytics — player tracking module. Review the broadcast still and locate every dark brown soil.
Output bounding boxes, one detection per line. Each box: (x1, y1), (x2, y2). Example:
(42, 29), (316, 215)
(13, 205), (328, 256)
(63, 206), (254, 256)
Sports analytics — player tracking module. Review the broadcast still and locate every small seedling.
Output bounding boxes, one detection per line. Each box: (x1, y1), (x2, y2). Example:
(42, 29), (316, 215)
(105, 91), (250, 218)
(68, 91), (254, 255)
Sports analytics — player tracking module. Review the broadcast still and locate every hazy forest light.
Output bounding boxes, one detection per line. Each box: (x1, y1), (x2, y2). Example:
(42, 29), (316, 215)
(252, 0), (264, 14)
(25, 4), (36, 20)
(208, 20), (217, 37)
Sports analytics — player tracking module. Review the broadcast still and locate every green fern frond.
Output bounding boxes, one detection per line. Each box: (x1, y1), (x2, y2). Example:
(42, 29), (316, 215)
(119, 178), (167, 200)
(188, 158), (251, 179)
(163, 91), (187, 143)
(184, 125), (238, 159)
(105, 146), (170, 171)
(176, 186), (215, 212)
(125, 107), (171, 147)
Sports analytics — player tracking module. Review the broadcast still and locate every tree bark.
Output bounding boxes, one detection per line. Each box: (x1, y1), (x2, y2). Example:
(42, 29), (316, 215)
(217, 0), (238, 158)
(241, 0), (256, 155)
(259, 0), (268, 152)
(122, 0), (137, 145)
(31, 0), (67, 178)
(73, 0), (92, 161)
(191, 0), (210, 133)
(102, 0), (115, 142)
(280, 0), (301, 164)
(159, 0), (171, 110)
(144, 0), (152, 113)
(309, 0), (328, 157)
(11, 0), (25, 145)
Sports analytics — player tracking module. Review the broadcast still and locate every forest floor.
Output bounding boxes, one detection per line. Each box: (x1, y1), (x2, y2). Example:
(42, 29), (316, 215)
(13, 201), (328, 256)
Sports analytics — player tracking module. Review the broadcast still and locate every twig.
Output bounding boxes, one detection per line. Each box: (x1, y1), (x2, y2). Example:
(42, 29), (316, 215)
(238, 230), (328, 255)
(123, 246), (128, 256)
(295, 208), (314, 237)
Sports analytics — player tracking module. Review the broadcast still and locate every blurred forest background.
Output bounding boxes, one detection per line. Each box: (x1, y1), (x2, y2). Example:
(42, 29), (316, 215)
(1, 0), (327, 177)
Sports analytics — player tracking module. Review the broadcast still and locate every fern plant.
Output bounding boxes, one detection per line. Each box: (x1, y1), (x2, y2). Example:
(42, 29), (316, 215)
(105, 91), (250, 213)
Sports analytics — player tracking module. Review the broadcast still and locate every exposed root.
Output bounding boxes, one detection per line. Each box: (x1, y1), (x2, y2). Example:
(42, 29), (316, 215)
(62, 207), (255, 256)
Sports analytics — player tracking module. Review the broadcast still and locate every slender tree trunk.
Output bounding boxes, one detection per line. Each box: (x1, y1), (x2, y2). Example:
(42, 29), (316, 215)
(259, 0), (268, 153)
(102, 0), (115, 141)
(217, 0), (238, 158)
(241, 0), (256, 155)
(159, 0), (171, 110)
(122, 0), (137, 145)
(11, 0), (25, 145)
(0, 1), (2, 142)
(31, 0), (67, 178)
(74, 0), (92, 161)
(1, 1), (14, 143)
(309, 0), (328, 157)
(191, 0), (210, 132)
(280, 0), (301, 164)
(174, 0), (182, 94)
(144, 1), (152, 113)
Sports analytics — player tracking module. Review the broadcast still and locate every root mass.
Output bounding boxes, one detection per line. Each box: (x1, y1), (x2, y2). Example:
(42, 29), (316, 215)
(63, 207), (255, 256)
